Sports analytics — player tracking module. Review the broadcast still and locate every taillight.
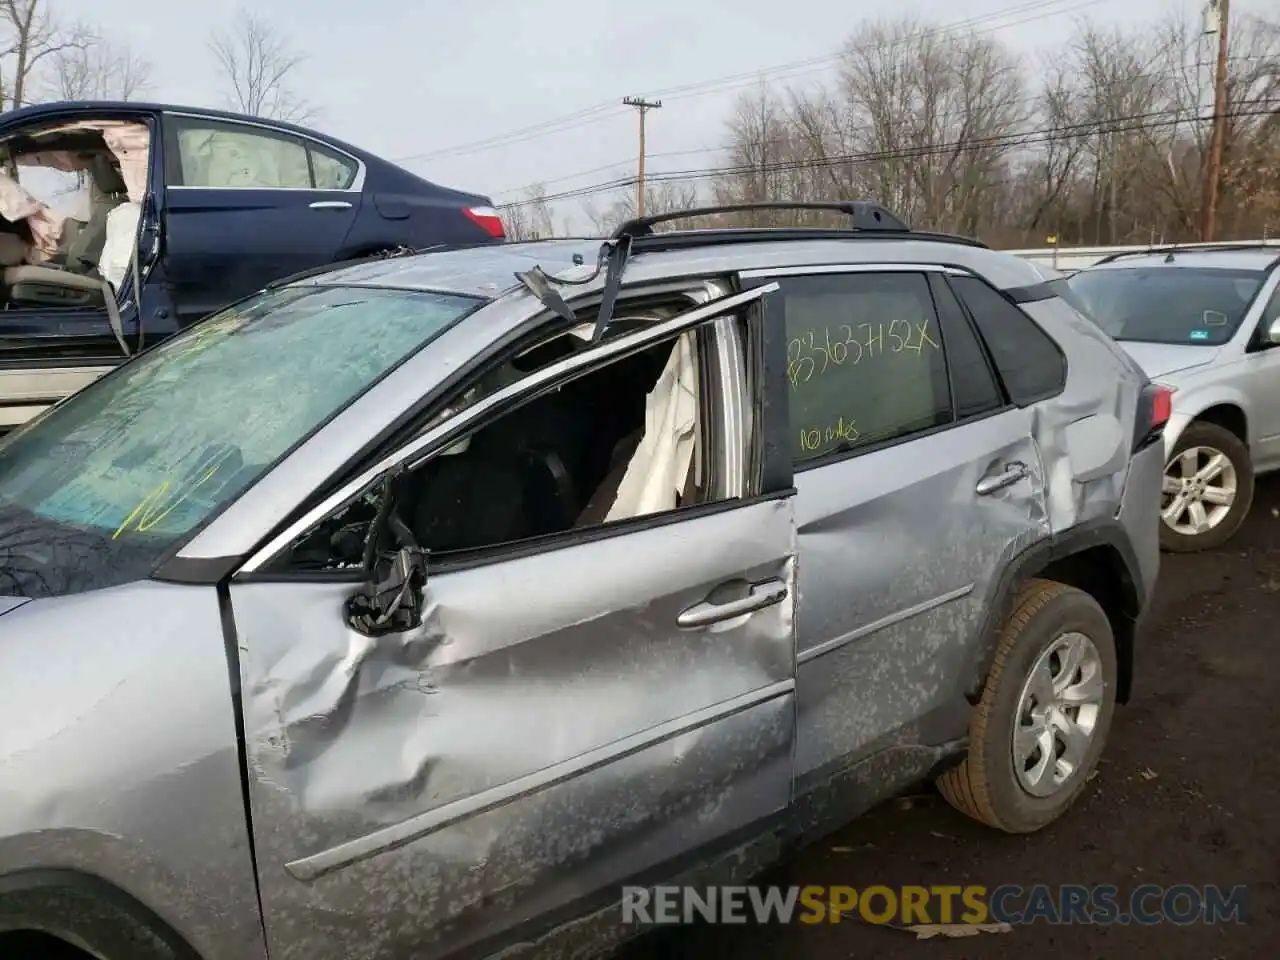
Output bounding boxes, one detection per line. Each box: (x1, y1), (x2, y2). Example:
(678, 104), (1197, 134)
(463, 205), (506, 239)
(1134, 382), (1174, 451)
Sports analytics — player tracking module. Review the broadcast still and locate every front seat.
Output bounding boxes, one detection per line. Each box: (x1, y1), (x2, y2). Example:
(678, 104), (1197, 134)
(4, 263), (109, 308)
(4, 151), (129, 309)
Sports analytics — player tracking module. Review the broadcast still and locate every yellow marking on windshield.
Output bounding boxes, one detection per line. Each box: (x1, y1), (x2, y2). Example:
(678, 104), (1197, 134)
(112, 453), (232, 539)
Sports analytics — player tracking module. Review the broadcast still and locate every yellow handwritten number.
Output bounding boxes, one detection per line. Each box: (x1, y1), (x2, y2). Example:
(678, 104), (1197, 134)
(787, 337), (816, 385)
(787, 318), (939, 389)
(799, 416), (860, 453)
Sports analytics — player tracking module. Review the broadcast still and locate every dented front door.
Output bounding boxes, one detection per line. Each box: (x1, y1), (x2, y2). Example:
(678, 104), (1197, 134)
(228, 505), (796, 959)
(224, 293), (798, 960)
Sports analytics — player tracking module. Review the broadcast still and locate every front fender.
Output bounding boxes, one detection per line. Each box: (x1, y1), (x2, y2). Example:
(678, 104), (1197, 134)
(0, 582), (266, 960)
(0, 863), (201, 959)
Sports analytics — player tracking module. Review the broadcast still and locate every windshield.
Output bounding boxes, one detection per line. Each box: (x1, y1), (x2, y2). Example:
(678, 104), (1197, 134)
(1066, 267), (1264, 345)
(0, 283), (481, 599)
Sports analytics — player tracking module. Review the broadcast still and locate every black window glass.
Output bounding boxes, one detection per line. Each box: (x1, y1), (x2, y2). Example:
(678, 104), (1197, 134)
(951, 275), (1066, 406)
(929, 275), (1003, 418)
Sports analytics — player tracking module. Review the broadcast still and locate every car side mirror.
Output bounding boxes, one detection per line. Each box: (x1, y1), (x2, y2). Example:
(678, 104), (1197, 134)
(1266, 318), (1280, 346)
(345, 546), (429, 637)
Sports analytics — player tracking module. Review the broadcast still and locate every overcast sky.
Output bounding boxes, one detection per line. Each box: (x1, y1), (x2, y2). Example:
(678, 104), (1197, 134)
(50, 0), (1273, 229)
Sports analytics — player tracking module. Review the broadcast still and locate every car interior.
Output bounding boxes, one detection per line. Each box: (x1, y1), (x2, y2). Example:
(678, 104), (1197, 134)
(283, 309), (716, 573)
(0, 120), (149, 312)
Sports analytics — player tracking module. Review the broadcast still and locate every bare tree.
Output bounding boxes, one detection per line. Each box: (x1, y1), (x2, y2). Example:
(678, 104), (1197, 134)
(49, 38), (151, 101)
(833, 17), (1030, 235)
(499, 183), (557, 240)
(0, 0), (89, 109)
(209, 7), (313, 123)
(1008, 53), (1089, 239)
(704, 10), (1278, 246)
(583, 181), (700, 234)
(1158, 11), (1280, 240)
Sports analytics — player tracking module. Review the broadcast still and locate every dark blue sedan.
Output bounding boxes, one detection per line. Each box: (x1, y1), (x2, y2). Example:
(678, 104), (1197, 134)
(0, 100), (505, 427)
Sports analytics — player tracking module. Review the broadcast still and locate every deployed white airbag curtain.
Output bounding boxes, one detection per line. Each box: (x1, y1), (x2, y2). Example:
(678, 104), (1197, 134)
(606, 331), (701, 521)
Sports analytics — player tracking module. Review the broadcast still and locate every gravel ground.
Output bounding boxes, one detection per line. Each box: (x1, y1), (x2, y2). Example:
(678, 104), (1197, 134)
(627, 475), (1280, 960)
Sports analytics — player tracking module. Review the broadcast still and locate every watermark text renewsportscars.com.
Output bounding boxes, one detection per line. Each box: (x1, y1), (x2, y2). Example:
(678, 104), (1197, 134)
(621, 884), (1250, 927)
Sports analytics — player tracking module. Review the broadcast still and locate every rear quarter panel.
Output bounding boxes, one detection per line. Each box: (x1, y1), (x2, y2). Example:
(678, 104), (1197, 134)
(1020, 296), (1148, 533)
(348, 161), (496, 252)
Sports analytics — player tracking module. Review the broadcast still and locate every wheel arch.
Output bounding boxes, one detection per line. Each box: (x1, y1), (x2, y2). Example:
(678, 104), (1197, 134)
(0, 869), (203, 960)
(966, 519), (1145, 706)
(1189, 402), (1249, 445)
(1163, 385), (1252, 455)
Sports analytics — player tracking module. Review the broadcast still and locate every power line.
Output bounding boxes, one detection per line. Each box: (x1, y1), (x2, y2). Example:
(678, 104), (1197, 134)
(393, 102), (624, 164)
(499, 102), (1279, 208)
(394, 0), (1100, 167)
(649, 0), (1106, 105)
(491, 58), (1254, 201)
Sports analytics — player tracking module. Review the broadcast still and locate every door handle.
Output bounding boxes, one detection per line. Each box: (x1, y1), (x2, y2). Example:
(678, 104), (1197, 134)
(309, 201), (353, 210)
(976, 461), (1030, 496)
(677, 579), (788, 629)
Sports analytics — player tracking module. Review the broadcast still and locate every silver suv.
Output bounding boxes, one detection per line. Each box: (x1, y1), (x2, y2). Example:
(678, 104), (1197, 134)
(0, 202), (1162, 960)
(1066, 244), (1280, 551)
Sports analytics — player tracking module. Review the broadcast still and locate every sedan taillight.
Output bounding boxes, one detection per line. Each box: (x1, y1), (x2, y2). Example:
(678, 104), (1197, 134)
(463, 205), (506, 239)
(1134, 381), (1174, 451)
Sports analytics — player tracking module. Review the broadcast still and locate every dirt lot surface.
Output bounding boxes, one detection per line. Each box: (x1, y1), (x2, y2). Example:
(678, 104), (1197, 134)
(629, 476), (1280, 960)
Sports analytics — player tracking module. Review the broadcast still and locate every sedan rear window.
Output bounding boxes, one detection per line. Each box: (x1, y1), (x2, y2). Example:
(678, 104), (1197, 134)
(1066, 267), (1264, 346)
(0, 284), (480, 598)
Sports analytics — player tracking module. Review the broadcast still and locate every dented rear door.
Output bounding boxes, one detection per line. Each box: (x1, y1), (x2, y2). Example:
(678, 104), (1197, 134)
(741, 264), (1051, 822)
(222, 288), (798, 960)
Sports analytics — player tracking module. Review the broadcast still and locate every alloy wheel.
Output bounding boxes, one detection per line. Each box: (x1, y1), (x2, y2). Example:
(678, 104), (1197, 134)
(1161, 445), (1238, 537)
(1012, 631), (1104, 798)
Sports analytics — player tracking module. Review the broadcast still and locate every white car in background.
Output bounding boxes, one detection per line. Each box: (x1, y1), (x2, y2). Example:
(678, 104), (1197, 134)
(1066, 244), (1280, 551)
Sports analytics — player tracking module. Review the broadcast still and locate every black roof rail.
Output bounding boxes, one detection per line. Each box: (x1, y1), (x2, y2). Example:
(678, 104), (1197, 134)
(1094, 242), (1280, 265)
(615, 226), (990, 252)
(612, 201), (912, 238)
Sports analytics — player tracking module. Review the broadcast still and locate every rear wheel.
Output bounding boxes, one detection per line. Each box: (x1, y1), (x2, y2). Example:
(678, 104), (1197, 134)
(938, 579), (1116, 834)
(1159, 421), (1253, 553)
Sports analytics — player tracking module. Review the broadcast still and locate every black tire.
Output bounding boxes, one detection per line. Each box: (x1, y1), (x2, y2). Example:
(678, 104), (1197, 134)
(937, 579), (1117, 834)
(1159, 420), (1254, 553)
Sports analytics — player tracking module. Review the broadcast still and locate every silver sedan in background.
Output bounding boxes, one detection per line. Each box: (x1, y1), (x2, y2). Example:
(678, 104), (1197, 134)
(1066, 244), (1280, 552)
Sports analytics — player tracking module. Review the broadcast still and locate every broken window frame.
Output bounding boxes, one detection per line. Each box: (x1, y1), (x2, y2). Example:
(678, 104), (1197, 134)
(240, 282), (775, 578)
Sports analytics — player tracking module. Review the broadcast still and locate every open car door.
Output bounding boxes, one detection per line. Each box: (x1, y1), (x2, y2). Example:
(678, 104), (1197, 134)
(0, 112), (157, 426)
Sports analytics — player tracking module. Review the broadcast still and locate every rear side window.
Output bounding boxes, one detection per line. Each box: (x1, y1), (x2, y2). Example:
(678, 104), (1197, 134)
(950, 276), (1066, 406)
(309, 143), (359, 189)
(169, 117), (311, 189)
(166, 116), (359, 191)
(780, 271), (952, 465)
(928, 275), (1003, 418)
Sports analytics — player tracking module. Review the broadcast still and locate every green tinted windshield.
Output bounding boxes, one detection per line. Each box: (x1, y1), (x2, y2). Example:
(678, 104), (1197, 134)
(0, 284), (480, 550)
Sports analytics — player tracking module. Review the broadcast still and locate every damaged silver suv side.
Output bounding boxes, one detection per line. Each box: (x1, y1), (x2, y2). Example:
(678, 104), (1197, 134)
(0, 202), (1163, 960)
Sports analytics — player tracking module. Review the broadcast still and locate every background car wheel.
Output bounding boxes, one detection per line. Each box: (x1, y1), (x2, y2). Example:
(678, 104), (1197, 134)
(937, 579), (1116, 834)
(1159, 421), (1253, 553)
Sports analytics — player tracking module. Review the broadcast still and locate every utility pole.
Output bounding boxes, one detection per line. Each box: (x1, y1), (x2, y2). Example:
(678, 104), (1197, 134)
(1200, 0), (1231, 242)
(623, 96), (662, 218)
